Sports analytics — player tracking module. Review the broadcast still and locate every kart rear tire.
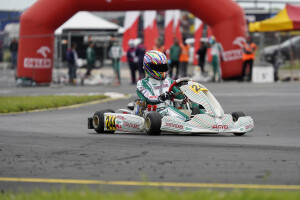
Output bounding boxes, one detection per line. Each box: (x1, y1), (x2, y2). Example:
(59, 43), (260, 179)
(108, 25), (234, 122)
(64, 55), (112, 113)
(93, 109), (115, 134)
(232, 111), (246, 136)
(144, 112), (162, 135)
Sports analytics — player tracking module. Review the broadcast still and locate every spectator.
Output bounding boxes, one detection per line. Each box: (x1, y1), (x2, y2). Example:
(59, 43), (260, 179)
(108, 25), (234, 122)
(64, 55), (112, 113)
(85, 42), (96, 77)
(109, 40), (122, 85)
(169, 38), (181, 79)
(10, 38), (18, 69)
(153, 38), (165, 54)
(197, 38), (208, 74)
(241, 36), (257, 82)
(0, 39), (3, 62)
(66, 43), (78, 84)
(179, 39), (190, 77)
(135, 40), (146, 80)
(209, 36), (223, 82)
(127, 40), (138, 84)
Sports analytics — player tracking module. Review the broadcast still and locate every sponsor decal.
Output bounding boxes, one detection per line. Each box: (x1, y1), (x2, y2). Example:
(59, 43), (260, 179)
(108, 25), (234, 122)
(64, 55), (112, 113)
(233, 37), (246, 48)
(245, 124), (253, 130)
(117, 116), (125, 120)
(116, 124), (121, 129)
(153, 84), (169, 90)
(185, 127), (192, 131)
(189, 84), (207, 94)
(212, 125), (228, 129)
(116, 120), (122, 124)
(105, 115), (116, 130)
(222, 49), (243, 62)
(222, 36), (246, 62)
(123, 121), (139, 129)
(24, 46), (52, 69)
(165, 122), (184, 129)
(149, 95), (159, 99)
(37, 46), (51, 58)
(24, 58), (51, 69)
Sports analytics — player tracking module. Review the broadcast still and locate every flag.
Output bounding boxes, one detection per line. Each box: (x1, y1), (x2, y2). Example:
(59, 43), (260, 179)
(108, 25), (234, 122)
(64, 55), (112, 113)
(193, 18), (203, 65)
(164, 10), (174, 58)
(122, 11), (140, 62)
(143, 11), (159, 51)
(173, 10), (182, 44)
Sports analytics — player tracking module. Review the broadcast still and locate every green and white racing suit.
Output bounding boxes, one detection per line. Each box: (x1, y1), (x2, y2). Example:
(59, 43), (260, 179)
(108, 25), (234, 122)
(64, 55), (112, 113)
(136, 77), (189, 121)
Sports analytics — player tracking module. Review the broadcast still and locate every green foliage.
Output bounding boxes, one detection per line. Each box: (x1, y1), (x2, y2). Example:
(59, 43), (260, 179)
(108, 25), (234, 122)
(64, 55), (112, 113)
(0, 95), (107, 113)
(0, 188), (299, 200)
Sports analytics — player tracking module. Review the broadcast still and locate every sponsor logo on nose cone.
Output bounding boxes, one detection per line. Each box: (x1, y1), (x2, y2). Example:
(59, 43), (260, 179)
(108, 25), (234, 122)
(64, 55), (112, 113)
(185, 127), (192, 131)
(165, 123), (184, 129)
(212, 125), (228, 129)
(245, 124), (253, 130)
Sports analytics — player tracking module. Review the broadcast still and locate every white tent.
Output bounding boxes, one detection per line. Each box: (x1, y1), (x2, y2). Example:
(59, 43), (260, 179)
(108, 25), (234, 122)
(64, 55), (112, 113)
(4, 23), (20, 42)
(55, 11), (123, 35)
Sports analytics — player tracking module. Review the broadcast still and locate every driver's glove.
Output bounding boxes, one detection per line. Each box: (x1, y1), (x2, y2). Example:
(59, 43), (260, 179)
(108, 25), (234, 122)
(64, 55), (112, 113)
(159, 91), (174, 101)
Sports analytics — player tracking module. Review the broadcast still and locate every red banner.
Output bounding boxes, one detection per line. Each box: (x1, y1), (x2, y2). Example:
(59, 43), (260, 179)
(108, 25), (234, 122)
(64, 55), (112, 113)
(121, 11), (140, 62)
(143, 11), (159, 51)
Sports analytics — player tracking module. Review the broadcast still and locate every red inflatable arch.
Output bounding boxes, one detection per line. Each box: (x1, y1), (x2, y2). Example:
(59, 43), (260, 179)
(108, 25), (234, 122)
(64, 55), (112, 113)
(18, 0), (246, 83)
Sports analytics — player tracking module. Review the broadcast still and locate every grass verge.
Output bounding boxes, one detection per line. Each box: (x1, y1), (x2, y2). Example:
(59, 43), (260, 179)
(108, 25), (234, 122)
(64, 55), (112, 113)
(0, 188), (300, 200)
(0, 95), (107, 114)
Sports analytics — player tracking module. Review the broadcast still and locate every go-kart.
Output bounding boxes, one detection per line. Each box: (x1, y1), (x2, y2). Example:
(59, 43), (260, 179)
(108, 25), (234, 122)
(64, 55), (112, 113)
(88, 78), (254, 136)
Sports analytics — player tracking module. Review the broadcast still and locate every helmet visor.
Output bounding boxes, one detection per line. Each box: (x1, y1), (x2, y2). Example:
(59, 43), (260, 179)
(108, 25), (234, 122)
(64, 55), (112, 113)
(148, 64), (169, 72)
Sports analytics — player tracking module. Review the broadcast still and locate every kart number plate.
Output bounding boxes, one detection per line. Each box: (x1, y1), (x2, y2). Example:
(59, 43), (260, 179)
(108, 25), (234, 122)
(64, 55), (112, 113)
(190, 84), (207, 94)
(105, 115), (116, 130)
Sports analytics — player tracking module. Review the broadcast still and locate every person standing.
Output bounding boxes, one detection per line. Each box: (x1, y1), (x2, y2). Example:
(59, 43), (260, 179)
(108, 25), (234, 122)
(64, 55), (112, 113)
(179, 39), (190, 77)
(66, 43), (78, 84)
(109, 41), (122, 85)
(169, 38), (181, 79)
(241, 36), (257, 82)
(0, 39), (3, 62)
(153, 38), (165, 54)
(10, 38), (18, 69)
(85, 42), (96, 77)
(135, 40), (146, 80)
(127, 40), (138, 84)
(209, 36), (223, 82)
(197, 38), (208, 74)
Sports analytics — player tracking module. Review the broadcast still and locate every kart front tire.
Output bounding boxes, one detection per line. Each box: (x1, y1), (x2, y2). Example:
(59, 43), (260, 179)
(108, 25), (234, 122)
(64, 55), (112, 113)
(232, 111), (246, 136)
(93, 109), (115, 134)
(145, 112), (161, 136)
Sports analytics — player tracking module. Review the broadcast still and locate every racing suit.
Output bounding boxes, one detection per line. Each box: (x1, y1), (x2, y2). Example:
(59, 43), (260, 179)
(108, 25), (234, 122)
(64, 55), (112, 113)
(136, 77), (189, 121)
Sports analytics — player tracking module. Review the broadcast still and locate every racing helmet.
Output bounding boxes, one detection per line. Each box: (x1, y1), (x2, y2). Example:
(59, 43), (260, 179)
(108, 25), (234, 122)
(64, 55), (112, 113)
(143, 50), (168, 80)
(209, 36), (216, 44)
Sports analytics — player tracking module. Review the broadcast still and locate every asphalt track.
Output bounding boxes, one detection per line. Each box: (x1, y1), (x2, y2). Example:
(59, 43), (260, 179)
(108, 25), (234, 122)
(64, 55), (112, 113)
(0, 82), (300, 191)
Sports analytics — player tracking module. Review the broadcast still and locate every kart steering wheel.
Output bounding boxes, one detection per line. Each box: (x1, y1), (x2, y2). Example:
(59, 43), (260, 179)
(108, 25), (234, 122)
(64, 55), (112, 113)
(168, 77), (192, 103)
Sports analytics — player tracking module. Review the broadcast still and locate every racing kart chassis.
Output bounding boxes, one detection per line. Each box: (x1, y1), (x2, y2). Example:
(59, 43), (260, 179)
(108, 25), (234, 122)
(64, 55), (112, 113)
(88, 78), (254, 136)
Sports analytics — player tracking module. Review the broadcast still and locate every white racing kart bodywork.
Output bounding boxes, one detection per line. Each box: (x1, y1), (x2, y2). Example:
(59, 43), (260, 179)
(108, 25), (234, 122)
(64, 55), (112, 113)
(88, 78), (254, 136)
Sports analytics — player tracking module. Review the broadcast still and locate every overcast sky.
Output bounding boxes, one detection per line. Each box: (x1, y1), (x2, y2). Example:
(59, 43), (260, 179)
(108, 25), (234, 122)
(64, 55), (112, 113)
(0, 0), (37, 10)
(0, 0), (298, 11)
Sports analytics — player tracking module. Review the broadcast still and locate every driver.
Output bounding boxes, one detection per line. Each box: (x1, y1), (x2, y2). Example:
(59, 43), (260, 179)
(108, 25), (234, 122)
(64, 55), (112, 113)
(136, 50), (189, 121)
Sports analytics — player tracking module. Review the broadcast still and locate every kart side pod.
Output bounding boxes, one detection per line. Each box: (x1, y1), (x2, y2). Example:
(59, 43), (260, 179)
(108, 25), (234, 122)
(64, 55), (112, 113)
(88, 110), (162, 135)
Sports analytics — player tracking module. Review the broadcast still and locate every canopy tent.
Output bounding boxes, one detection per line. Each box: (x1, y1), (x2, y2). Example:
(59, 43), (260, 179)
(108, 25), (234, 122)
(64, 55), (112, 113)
(249, 4), (300, 32)
(55, 11), (123, 34)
